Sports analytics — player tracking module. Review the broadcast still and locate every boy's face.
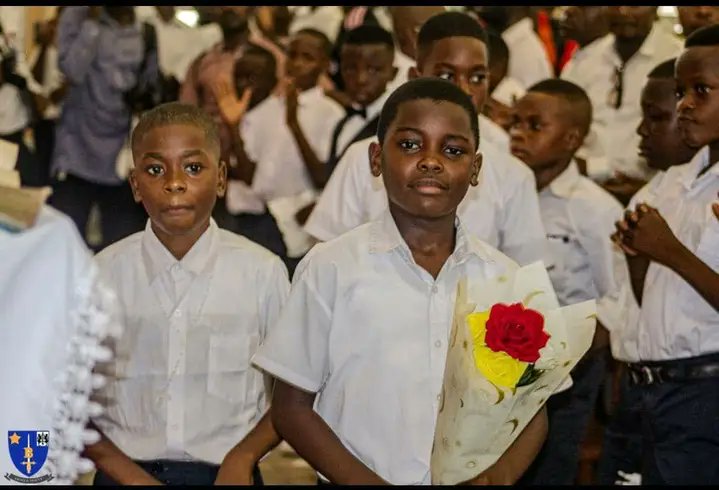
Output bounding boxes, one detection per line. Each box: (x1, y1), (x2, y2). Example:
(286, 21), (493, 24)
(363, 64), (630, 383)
(676, 47), (719, 149)
(560, 6), (608, 44)
(607, 6), (656, 41)
(413, 37), (489, 114)
(678, 6), (719, 38)
(389, 6), (445, 60)
(369, 99), (481, 220)
(638, 77), (696, 170)
(130, 124), (227, 238)
(234, 54), (277, 109)
(509, 92), (581, 171)
(286, 33), (328, 91)
(340, 43), (397, 107)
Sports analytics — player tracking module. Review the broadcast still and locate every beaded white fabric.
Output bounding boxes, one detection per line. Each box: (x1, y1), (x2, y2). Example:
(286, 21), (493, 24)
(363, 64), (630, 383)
(0, 206), (121, 484)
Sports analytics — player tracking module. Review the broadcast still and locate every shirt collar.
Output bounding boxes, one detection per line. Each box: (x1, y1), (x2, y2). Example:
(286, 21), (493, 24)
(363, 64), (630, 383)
(608, 23), (662, 63)
(575, 34), (612, 61)
(502, 17), (534, 46)
(369, 208), (496, 264)
(141, 218), (219, 282)
(680, 145), (719, 190)
(547, 160), (582, 198)
(297, 85), (323, 105)
(364, 89), (392, 122)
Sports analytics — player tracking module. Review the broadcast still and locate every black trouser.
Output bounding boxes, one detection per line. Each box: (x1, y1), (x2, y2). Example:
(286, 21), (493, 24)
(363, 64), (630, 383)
(48, 173), (146, 252)
(0, 129), (43, 187)
(631, 355), (719, 484)
(32, 119), (56, 187)
(93, 459), (264, 486)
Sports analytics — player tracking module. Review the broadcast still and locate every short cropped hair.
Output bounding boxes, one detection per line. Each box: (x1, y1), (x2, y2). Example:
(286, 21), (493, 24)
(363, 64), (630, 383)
(487, 29), (509, 67)
(685, 23), (719, 47)
(295, 28), (333, 57)
(417, 12), (488, 62)
(527, 79), (593, 138)
(648, 58), (677, 79)
(344, 24), (395, 53)
(377, 78), (479, 149)
(131, 102), (221, 159)
(240, 43), (277, 76)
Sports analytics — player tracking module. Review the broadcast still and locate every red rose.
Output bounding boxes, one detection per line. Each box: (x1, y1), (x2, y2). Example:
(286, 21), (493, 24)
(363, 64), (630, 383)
(484, 303), (550, 363)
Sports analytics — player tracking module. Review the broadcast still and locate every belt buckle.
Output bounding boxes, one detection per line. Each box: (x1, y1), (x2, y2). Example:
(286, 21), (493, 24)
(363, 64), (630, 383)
(642, 366), (655, 384)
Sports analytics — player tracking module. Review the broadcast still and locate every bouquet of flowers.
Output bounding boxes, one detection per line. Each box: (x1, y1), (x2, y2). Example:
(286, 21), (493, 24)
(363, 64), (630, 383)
(430, 261), (596, 485)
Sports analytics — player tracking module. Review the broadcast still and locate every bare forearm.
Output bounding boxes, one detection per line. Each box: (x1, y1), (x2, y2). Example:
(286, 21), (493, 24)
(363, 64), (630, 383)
(82, 424), (161, 485)
(272, 382), (387, 485)
(288, 121), (327, 189)
(228, 127), (256, 185)
(224, 410), (280, 466)
(667, 246), (719, 311)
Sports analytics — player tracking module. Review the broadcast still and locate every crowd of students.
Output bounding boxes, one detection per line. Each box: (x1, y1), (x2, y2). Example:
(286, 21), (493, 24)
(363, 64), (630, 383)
(3, 5), (719, 486)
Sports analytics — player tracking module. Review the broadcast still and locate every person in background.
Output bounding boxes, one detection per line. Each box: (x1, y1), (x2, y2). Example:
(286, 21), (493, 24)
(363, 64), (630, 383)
(386, 6), (446, 91)
(596, 57), (697, 486)
(27, 9), (67, 187)
(677, 6), (719, 38)
(288, 6), (344, 44)
(473, 6), (553, 89)
(484, 29), (525, 133)
(49, 6), (159, 251)
(566, 7), (682, 204)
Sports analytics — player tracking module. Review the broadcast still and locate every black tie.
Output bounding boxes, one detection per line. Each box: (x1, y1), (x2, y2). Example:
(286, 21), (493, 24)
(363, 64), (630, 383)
(326, 106), (366, 177)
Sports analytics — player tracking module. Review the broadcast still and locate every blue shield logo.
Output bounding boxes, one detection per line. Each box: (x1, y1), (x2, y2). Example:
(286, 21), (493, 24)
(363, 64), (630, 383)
(7, 431), (49, 477)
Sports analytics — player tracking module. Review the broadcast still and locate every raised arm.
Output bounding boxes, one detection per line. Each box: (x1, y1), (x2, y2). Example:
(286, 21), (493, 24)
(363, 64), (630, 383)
(56, 7), (102, 84)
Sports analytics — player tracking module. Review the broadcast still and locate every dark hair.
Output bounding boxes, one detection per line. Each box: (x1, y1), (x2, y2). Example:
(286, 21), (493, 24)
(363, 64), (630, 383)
(238, 43), (277, 76)
(486, 29), (509, 67)
(295, 28), (333, 57)
(377, 78), (479, 149)
(527, 78), (593, 137)
(417, 11), (488, 62)
(344, 24), (395, 54)
(648, 58), (677, 79)
(131, 102), (221, 158)
(685, 23), (719, 47)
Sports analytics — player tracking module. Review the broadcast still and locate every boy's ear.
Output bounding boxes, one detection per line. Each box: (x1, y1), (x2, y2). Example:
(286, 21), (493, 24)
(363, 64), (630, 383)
(217, 159), (228, 198)
(128, 168), (142, 203)
(369, 141), (383, 177)
(470, 151), (482, 187)
(408, 66), (419, 81)
(564, 127), (583, 154)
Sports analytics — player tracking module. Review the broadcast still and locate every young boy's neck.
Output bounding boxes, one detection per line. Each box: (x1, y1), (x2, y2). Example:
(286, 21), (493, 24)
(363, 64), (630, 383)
(150, 219), (210, 261)
(390, 204), (456, 279)
(533, 157), (573, 192)
(614, 34), (649, 64)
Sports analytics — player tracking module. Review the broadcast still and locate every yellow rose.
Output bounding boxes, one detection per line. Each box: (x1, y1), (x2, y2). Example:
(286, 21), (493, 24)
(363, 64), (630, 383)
(467, 311), (528, 388)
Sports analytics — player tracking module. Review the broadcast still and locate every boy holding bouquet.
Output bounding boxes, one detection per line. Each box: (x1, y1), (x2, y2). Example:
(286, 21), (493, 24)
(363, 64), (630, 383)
(252, 78), (551, 485)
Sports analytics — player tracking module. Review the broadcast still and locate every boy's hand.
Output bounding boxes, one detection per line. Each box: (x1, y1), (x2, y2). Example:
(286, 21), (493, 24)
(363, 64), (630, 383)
(612, 208), (640, 256)
(213, 77), (253, 128)
(602, 172), (646, 206)
(617, 203), (684, 267)
(285, 79), (299, 127)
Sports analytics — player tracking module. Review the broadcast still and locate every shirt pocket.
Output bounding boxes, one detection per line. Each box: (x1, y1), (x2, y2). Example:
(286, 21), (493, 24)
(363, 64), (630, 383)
(207, 332), (255, 405)
(545, 234), (572, 296)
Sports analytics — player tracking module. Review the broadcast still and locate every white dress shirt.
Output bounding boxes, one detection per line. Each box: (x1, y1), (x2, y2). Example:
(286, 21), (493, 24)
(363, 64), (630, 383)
(561, 27), (682, 181)
(240, 86), (344, 256)
(501, 17), (553, 89)
(304, 115), (546, 266)
(491, 76), (525, 106)
(253, 209), (519, 485)
(92, 219), (290, 464)
(539, 161), (623, 314)
(334, 89), (392, 161)
(387, 50), (415, 93)
(616, 146), (719, 362)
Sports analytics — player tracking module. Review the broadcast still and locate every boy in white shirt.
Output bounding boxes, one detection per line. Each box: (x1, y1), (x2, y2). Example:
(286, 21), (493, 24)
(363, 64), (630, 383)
(610, 26), (719, 484)
(216, 30), (344, 275)
(596, 57), (698, 485)
(253, 77), (550, 485)
(508, 79), (622, 485)
(304, 12), (546, 266)
(86, 103), (290, 485)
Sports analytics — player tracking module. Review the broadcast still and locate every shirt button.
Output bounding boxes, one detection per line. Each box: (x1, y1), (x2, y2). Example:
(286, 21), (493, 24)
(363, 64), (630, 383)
(431, 285), (438, 294)
(436, 394), (441, 401)
(435, 340), (442, 348)
(173, 310), (182, 318)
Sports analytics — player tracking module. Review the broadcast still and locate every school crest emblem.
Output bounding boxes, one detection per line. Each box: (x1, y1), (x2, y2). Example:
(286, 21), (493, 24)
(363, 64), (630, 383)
(5, 431), (53, 483)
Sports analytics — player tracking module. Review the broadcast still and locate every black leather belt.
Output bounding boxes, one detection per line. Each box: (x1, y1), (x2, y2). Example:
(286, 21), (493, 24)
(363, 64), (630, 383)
(627, 356), (719, 386)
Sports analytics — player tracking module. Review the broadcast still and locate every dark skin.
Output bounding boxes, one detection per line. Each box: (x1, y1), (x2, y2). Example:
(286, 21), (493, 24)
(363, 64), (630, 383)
(560, 6), (610, 48)
(214, 53), (278, 185)
(155, 6), (176, 24)
(218, 7), (251, 51)
(388, 6), (446, 61)
(285, 32), (332, 189)
(116, 124), (280, 484)
(678, 6), (719, 38)
(607, 6), (657, 63)
(612, 45), (719, 307)
(340, 43), (397, 108)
